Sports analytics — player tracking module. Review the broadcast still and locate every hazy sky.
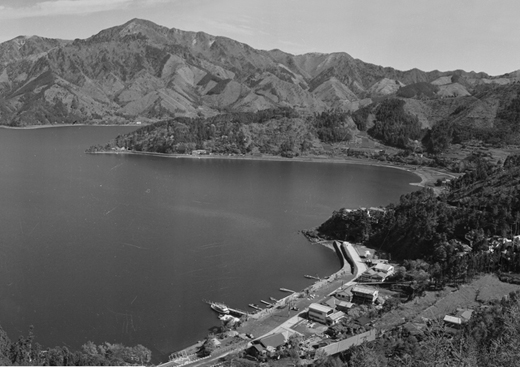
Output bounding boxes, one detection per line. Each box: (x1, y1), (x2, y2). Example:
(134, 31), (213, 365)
(0, 0), (518, 75)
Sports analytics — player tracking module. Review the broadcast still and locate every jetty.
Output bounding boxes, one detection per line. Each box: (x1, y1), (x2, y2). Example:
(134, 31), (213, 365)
(248, 304), (262, 311)
(203, 300), (249, 317)
(279, 287), (295, 293)
(260, 300), (274, 307)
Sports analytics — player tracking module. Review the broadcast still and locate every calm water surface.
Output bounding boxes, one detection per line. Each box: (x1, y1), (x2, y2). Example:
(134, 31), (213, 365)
(0, 126), (420, 360)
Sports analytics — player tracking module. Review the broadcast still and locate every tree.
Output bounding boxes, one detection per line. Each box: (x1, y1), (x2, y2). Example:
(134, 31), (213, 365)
(198, 336), (217, 357)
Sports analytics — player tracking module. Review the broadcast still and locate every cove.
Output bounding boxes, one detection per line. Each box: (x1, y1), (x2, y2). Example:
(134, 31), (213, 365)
(0, 126), (420, 361)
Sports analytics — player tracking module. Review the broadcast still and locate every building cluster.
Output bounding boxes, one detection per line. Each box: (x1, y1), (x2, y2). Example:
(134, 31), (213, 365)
(358, 259), (395, 282)
(307, 284), (382, 321)
(485, 235), (520, 254)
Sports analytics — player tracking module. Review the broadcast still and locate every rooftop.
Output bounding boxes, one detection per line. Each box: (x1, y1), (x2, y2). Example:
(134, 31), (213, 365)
(443, 315), (462, 325)
(309, 303), (333, 313)
(374, 263), (394, 272)
(352, 286), (378, 295)
(260, 332), (286, 348)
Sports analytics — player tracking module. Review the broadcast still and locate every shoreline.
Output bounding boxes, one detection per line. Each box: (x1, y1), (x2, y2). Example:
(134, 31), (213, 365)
(0, 123), (143, 130)
(1, 123), (456, 187)
(89, 150), (457, 188)
(164, 240), (358, 365)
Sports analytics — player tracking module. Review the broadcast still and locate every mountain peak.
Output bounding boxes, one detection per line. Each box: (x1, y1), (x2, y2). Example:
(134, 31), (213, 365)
(123, 18), (162, 29)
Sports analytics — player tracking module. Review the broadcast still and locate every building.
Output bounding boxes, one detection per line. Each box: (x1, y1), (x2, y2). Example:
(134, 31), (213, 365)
(260, 333), (286, 349)
(456, 309), (473, 322)
(247, 332), (287, 359)
(351, 286), (378, 304)
(336, 301), (354, 312)
(326, 311), (345, 325)
(191, 149), (207, 155)
(334, 290), (352, 301)
(358, 269), (387, 282)
(324, 297), (341, 309)
(373, 263), (395, 276)
(443, 315), (462, 329)
(308, 303), (334, 324)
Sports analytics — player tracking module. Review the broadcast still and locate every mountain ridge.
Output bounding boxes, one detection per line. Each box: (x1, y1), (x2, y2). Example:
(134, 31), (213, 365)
(0, 18), (518, 127)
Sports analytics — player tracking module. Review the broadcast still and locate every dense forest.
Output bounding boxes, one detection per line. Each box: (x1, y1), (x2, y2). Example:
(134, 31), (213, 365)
(86, 103), (433, 158)
(367, 99), (423, 149)
(87, 89), (520, 162)
(87, 108), (357, 158)
(308, 154), (520, 367)
(310, 154), (520, 286)
(0, 325), (151, 366)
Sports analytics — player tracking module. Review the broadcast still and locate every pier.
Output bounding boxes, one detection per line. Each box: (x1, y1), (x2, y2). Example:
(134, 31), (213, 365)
(248, 304), (262, 311)
(260, 300), (274, 307)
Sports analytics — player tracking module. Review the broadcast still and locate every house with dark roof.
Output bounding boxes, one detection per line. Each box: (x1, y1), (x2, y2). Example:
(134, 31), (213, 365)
(260, 333), (286, 349)
(247, 332), (287, 359)
(324, 297), (339, 309)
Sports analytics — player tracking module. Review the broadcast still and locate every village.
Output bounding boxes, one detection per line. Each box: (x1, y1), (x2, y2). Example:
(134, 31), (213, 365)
(159, 233), (519, 367)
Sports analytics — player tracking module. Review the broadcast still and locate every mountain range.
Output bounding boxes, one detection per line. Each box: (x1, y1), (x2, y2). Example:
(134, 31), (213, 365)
(1, 18), (519, 127)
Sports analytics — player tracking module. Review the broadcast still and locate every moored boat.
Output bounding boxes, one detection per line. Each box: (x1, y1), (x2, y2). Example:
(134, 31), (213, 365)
(210, 302), (230, 314)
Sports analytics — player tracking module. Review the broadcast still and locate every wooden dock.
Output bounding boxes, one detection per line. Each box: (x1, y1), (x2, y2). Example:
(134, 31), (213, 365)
(260, 299), (274, 307)
(248, 304), (262, 311)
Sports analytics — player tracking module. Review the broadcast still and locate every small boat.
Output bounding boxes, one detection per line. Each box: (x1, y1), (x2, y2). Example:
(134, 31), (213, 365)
(210, 302), (230, 314)
(269, 297), (278, 302)
(248, 303), (261, 311)
(304, 275), (320, 280)
(280, 288), (295, 293)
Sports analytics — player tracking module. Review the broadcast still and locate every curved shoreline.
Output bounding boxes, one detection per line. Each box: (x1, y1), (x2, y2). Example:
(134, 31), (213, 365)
(88, 150), (456, 188)
(0, 123), (455, 187)
(0, 123), (143, 130)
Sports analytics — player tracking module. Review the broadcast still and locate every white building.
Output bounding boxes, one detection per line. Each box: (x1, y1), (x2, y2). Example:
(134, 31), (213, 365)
(308, 303), (334, 324)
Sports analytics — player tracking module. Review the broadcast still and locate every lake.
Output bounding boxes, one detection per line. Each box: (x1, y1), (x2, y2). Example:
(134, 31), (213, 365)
(0, 126), (420, 361)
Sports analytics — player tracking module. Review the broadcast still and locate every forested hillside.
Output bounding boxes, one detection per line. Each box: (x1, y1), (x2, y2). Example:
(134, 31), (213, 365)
(312, 154), (520, 266)
(86, 108), (356, 157)
(0, 325), (152, 366)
